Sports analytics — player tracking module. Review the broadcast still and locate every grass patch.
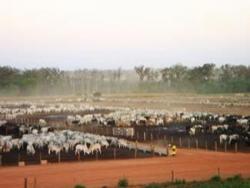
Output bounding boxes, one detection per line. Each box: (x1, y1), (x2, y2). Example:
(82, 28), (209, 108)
(118, 178), (129, 188)
(144, 183), (162, 188)
(74, 184), (86, 188)
(174, 179), (186, 185)
(140, 175), (250, 188)
(210, 175), (222, 182)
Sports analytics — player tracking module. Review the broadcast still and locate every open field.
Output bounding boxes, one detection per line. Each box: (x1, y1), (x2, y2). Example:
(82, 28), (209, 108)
(91, 93), (250, 116)
(0, 149), (250, 188)
(1, 92), (249, 115)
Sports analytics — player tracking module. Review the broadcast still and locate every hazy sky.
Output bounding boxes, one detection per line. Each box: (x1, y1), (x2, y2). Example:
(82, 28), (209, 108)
(0, 0), (250, 70)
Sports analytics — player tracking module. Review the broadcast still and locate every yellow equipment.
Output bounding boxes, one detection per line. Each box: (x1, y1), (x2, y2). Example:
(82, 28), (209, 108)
(167, 144), (177, 156)
(171, 145), (177, 156)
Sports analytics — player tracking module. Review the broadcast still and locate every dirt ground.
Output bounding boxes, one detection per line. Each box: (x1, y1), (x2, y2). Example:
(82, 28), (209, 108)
(91, 93), (250, 116)
(0, 149), (250, 188)
(1, 93), (250, 115)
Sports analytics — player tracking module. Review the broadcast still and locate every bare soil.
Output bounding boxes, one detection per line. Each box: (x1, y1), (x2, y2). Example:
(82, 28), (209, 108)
(0, 149), (249, 188)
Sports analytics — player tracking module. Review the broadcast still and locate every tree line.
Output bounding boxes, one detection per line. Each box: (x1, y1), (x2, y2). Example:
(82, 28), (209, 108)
(134, 64), (250, 93)
(0, 67), (124, 96)
(0, 63), (249, 96)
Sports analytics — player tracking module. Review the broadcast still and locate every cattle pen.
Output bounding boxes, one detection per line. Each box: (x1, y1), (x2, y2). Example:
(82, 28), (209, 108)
(0, 140), (167, 167)
(0, 95), (249, 188)
(1, 115), (250, 167)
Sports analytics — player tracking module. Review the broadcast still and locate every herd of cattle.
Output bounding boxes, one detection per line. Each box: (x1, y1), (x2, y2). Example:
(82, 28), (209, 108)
(0, 102), (250, 154)
(0, 126), (131, 156)
(0, 102), (118, 120)
(66, 110), (250, 146)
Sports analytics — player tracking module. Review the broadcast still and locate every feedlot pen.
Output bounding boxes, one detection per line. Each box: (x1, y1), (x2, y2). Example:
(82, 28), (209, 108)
(1, 111), (250, 167)
(0, 144), (159, 167)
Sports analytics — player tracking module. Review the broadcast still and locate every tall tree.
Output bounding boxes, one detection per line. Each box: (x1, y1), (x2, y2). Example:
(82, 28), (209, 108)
(134, 65), (150, 81)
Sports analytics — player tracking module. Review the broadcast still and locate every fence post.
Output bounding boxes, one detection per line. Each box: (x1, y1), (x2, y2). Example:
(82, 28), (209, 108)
(113, 148), (116, 160)
(166, 140), (169, 147)
(171, 136), (173, 144)
(214, 141), (217, 152)
(151, 144), (155, 157)
(205, 140), (208, 151)
(24, 178), (28, 188)
(58, 152), (61, 163)
(135, 141), (138, 158)
(179, 137), (182, 147)
(235, 143), (238, 153)
(188, 138), (190, 149)
(151, 133), (153, 141)
(33, 177), (37, 188)
(143, 132), (146, 141)
(39, 151), (42, 162)
(95, 151), (98, 160)
(136, 132), (139, 141)
(196, 139), (198, 149)
(224, 142), (227, 152)
(171, 170), (175, 182)
(18, 152), (20, 162)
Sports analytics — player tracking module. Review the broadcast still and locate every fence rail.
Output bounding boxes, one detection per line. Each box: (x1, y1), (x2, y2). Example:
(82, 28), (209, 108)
(71, 125), (250, 153)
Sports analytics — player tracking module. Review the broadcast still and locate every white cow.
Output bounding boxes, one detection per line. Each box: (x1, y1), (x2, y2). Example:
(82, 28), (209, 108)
(11, 139), (21, 150)
(39, 119), (47, 127)
(89, 143), (101, 154)
(219, 134), (228, 144)
(156, 118), (164, 126)
(117, 139), (128, 148)
(27, 143), (35, 155)
(75, 144), (90, 155)
(48, 144), (61, 155)
(99, 139), (109, 148)
(229, 134), (239, 145)
(41, 127), (49, 134)
(63, 142), (70, 153)
(237, 119), (248, 125)
(211, 125), (225, 134)
(218, 117), (226, 123)
(80, 115), (93, 125)
(32, 129), (39, 135)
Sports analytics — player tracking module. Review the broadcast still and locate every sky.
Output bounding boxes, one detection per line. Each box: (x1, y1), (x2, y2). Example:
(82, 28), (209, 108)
(0, 0), (250, 70)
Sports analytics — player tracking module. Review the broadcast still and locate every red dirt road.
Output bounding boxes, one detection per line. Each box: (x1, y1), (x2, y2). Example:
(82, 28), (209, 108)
(0, 149), (250, 188)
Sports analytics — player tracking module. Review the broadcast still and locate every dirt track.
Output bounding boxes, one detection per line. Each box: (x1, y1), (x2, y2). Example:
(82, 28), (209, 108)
(0, 149), (250, 188)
